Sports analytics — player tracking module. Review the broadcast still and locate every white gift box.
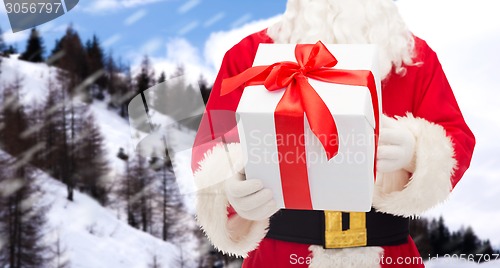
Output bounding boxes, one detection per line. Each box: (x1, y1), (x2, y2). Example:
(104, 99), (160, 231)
(236, 44), (381, 212)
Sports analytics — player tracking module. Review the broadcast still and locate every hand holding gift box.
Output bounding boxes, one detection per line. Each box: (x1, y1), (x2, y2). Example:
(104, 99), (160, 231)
(222, 41), (381, 212)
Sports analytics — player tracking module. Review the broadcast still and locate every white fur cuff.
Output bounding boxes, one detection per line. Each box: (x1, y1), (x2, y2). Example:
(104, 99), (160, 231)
(194, 143), (269, 257)
(373, 113), (456, 217)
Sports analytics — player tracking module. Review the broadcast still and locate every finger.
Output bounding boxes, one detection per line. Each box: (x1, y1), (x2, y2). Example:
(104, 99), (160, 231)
(377, 144), (403, 160)
(242, 199), (279, 221)
(377, 159), (400, 173)
(378, 128), (408, 146)
(232, 188), (274, 212)
(225, 178), (263, 198)
(380, 114), (399, 129)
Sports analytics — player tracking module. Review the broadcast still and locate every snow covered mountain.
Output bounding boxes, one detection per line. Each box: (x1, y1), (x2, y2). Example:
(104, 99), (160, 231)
(35, 161), (180, 268)
(0, 56), (200, 267)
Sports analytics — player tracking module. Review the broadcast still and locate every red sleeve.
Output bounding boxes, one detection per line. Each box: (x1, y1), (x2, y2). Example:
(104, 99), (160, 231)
(412, 39), (475, 188)
(191, 30), (273, 172)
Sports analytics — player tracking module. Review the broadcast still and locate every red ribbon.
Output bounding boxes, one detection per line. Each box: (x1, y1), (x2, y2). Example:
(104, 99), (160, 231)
(222, 41), (379, 210)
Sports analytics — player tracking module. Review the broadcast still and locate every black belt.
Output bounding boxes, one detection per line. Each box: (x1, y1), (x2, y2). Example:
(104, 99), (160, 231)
(266, 208), (409, 248)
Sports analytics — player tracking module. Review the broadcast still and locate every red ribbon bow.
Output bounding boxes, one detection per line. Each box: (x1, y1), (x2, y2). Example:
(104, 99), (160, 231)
(222, 41), (379, 209)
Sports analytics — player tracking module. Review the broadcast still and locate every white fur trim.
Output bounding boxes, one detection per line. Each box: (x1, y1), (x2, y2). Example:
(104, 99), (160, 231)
(309, 245), (383, 268)
(194, 143), (269, 257)
(373, 113), (456, 217)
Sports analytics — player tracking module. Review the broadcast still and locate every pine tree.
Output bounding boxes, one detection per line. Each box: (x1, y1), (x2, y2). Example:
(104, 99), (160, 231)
(74, 112), (110, 205)
(39, 77), (66, 180)
(429, 216), (451, 256)
(136, 55), (155, 94)
(28, 101), (47, 169)
(173, 245), (187, 268)
(119, 152), (154, 231)
(152, 65), (184, 119)
(49, 231), (70, 268)
(198, 75), (211, 105)
(148, 253), (162, 268)
(85, 35), (107, 99)
(0, 158), (49, 268)
(51, 25), (89, 101)
(105, 52), (134, 111)
(195, 227), (215, 268)
(148, 156), (186, 242)
(134, 154), (155, 233)
(0, 27), (5, 53)
(116, 65), (135, 118)
(4, 45), (18, 57)
(477, 240), (497, 262)
(461, 226), (480, 255)
(105, 51), (117, 99)
(158, 71), (166, 84)
(20, 28), (45, 63)
(0, 27), (5, 61)
(40, 73), (77, 201)
(0, 75), (32, 158)
(410, 217), (432, 259)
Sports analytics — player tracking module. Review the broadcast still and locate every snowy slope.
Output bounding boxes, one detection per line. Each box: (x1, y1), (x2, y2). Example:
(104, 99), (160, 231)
(1, 55), (199, 211)
(40, 169), (179, 268)
(0, 56), (200, 267)
(0, 148), (181, 268)
(0, 55), (56, 106)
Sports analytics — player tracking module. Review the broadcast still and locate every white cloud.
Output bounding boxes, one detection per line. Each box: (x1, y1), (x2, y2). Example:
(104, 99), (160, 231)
(154, 38), (214, 83)
(204, 15), (281, 71)
(128, 37), (213, 84)
(2, 31), (29, 44)
(1, 21), (82, 44)
(103, 34), (122, 47)
(42, 23), (84, 34)
(397, 0), (500, 49)
(230, 13), (253, 29)
(127, 15), (280, 84)
(139, 38), (163, 57)
(177, 0), (201, 14)
(178, 21), (199, 35)
(203, 12), (225, 28)
(0, 2), (6, 15)
(124, 9), (148, 26)
(84, 0), (165, 14)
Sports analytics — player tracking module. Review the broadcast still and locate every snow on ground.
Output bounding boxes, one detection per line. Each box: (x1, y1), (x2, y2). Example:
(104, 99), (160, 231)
(1, 55), (200, 212)
(167, 126), (197, 212)
(0, 56), (56, 106)
(39, 170), (180, 268)
(1, 57), (201, 267)
(89, 100), (130, 182)
(0, 148), (181, 268)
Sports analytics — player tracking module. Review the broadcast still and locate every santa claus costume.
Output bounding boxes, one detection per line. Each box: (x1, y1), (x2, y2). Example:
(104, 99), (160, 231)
(191, 0), (475, 267)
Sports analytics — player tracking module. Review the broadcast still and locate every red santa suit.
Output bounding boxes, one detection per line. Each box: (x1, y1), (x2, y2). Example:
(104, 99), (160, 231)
(191, 28), (475, 267)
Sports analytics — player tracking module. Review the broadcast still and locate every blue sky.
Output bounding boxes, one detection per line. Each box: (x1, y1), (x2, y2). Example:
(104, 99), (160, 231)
(1, 0), (287, 64)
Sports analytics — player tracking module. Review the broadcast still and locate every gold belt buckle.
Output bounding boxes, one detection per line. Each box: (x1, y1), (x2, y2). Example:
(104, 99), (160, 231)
(324, 211), (367, 248)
